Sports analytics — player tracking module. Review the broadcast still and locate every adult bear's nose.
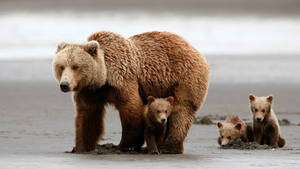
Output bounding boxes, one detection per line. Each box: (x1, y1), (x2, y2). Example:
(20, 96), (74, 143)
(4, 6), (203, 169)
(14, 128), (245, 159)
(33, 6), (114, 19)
(256, 117), (262, 122)
(161, 118), (166, 123)
(60, 82), (70, 92)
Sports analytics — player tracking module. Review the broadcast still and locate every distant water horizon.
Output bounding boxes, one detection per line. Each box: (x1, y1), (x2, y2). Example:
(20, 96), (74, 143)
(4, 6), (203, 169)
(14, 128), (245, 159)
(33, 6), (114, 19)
(0, 12), (299, 84)
(0, 12), (300, 60)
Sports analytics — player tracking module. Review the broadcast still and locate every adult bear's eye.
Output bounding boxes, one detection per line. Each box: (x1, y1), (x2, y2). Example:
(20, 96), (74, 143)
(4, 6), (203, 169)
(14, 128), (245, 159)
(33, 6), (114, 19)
(221, 136), (224, 138)
(157, 110), (160, 113)
(165, 110), (167, 113)
(262, 109), (265, 113)
(254, 108), (258, 112)
(72, 65), (79, 70)
(60, 66), (65, 71)
(227, 136), (231, 140)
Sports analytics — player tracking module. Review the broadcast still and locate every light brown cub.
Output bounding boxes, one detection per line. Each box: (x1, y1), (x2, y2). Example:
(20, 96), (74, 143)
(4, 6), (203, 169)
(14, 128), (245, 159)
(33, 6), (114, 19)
(217, 115), (254, 146)
(143, 96), (174, 154)
(249, 94), (285, 148)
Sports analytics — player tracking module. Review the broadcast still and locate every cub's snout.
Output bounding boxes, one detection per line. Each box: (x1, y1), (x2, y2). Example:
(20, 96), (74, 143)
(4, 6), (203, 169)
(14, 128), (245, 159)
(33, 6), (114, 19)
(161, 118), (166, 124)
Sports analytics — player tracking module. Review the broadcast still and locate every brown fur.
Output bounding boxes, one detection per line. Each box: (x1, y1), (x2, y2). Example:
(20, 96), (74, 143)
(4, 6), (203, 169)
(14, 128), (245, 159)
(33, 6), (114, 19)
(249, 94), (285, 148)
(217, 115), (253, 146)
(143, 96), (174, 154)
(53, 31), (210, 153)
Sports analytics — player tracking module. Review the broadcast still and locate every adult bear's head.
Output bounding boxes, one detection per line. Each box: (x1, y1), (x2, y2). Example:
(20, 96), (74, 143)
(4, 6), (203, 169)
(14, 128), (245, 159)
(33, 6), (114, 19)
(53, 41), (107, 92)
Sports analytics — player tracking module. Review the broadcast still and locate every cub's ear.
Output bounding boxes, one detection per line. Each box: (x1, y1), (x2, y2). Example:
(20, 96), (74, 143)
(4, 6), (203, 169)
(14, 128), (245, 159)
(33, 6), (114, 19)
(249, 94), (255, 102)
(217, 122), (223, 128)
(235, 123), (242, 130)
(83, 41), (100, 57)
(147, 96), (155, 104)
(166, 96), (174, 104)
(56, 41), (68, 53)
(267, 95), (273, 104)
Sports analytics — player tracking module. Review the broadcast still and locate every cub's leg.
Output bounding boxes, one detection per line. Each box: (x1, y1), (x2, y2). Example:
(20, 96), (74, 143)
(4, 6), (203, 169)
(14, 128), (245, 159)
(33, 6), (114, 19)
(253, 124), (264, 145)
(144, 130), (159, 154)
(265, 125), (279, 148)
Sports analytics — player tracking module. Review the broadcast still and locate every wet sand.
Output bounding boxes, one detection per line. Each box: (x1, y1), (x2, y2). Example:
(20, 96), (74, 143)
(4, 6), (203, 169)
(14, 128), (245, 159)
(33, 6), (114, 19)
(1, 0), (300, 167)
(0, 60), (300, 168)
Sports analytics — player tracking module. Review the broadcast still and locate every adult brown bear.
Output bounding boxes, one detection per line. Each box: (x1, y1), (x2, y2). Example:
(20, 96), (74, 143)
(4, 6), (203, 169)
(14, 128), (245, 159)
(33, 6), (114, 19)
(53, 31), (210, 153)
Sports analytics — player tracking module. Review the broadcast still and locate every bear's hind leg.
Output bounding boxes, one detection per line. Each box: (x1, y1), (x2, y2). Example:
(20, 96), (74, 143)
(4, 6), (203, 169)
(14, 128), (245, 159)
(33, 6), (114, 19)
(161, 104), (195, 154)
(278, 135), (286, 148)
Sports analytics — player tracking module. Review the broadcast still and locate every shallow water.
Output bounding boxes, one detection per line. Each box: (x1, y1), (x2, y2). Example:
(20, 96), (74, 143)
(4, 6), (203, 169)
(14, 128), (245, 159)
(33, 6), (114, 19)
(1, 12), (300, 58)
(1, 12), (300, 84)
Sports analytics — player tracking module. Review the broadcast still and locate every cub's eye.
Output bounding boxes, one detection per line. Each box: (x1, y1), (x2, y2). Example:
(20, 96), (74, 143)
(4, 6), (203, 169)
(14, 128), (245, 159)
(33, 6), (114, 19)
(165, 110), (168, 113)
(157, 110), (160, 113)
(221, 136), (224, 138)
(262, 109), (265, 113)
(254, 108), (258, 112)
(227, 136), (231, 140)
(72, 65), (79, 70)
(60, 66), (65, 71)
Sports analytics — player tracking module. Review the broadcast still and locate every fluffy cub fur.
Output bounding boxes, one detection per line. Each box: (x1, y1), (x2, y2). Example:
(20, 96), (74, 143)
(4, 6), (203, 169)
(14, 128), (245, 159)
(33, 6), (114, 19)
(143, 96), (174, 154)
(249, 94), (285, 148)
(217, 115), (254, 146)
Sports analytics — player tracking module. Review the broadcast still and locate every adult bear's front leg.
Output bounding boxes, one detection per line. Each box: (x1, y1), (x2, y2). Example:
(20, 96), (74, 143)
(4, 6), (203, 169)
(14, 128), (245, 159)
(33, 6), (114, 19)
(72, 92), (106, 153)
(114, 81), (145, 151)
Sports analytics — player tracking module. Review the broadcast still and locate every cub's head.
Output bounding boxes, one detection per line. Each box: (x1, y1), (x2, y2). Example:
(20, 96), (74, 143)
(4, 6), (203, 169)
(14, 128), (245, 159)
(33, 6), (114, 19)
(217, 122), (243, 145)
(145, 96), (174, 125)
(249, 94), (273, 123)
(53, 41), (107, 92)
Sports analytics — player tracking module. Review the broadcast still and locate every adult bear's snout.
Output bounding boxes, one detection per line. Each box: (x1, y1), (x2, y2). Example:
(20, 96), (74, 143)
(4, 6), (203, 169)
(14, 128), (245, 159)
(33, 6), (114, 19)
(60, 82), (70, 92)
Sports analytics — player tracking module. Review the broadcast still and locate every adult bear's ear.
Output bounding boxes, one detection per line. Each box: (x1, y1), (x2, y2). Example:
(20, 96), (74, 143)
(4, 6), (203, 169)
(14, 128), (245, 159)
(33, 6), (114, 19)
(249, 94), (255, 102)
(147, 96), (155, 104)
(267, 95), (273, 104)
(235, 123), (242, 130)
(217, 122), (223, 128)
(166, 96), (174, 105)
(83, 40), (100, 57)
(56, 41), (68, 53)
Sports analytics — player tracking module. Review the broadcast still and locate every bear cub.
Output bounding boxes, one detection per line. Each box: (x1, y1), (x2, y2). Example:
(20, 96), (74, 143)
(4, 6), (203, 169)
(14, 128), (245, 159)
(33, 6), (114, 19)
(249, 94), (285, 148)
(143, 96), (174, 154)
(217, 115), (254, 146)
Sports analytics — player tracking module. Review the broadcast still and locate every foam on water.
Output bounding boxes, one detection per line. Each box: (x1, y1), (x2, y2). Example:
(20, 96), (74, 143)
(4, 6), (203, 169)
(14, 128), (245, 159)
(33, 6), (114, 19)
(0, 12), (300, 59)
(0, 12), (299, 83)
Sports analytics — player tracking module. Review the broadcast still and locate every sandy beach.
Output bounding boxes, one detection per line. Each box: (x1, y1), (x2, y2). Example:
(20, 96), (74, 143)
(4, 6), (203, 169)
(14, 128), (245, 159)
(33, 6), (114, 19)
(1, 0), (300, 168)
(0, 60), (300, 169)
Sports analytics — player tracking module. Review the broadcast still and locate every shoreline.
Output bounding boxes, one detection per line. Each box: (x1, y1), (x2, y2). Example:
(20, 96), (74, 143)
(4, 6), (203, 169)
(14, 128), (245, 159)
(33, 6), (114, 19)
(1, 78), (300, 168)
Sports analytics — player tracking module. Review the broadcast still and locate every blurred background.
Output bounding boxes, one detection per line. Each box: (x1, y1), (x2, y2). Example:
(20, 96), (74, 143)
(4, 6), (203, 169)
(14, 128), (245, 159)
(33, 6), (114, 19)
(1, 0), (300, 117)
(0, 0), (299, 118)
(1, 0), (300, 83)
(0, 1), (300, 167)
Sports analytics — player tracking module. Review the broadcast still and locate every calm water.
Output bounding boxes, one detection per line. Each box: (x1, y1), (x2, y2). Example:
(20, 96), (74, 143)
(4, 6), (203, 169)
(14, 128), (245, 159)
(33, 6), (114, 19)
(0, 12), (299, 83)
